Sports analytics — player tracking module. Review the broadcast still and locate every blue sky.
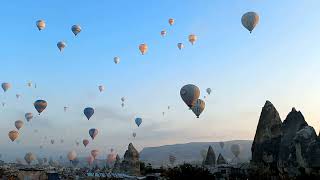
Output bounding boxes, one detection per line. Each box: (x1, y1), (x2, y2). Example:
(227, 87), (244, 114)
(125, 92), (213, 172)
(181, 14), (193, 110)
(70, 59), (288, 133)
(1, 0), (320, 161)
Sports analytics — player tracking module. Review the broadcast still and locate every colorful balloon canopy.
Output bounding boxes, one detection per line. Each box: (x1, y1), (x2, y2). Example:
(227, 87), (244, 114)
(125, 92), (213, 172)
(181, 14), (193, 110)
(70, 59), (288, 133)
(84, 107), (94, 120)
(177, 43), (184, 50)
(89, 128), (98, 140)
(57, 41), (66, 52)
(191, 99), (205, 118)
(24, 152), (36, 165)
(241, 12), (259, 33)
(180, 84), (200, 108)
(36, 20), (46, 31)
(98, 85), (104, 92)
(139, 43), (148, 55)
(8, 130), (19, 141)
(15, 120), (24, 130)
(71, 25), (81, 36)
(2, 83), (11, 92)
(67, 150), (77, 161)
(160, 30), (167, 37)
(83, 139), (89, 147)
(34, 100), (47, 115)
(168, 18), (174, 26)
(206, 88), (212, 95)
(25, 113), (33, 122)
(188, 34), (197, 45)
(114, 57), (120, 64)
(91, 149), (99, 159)
(135, 118), (142, 127)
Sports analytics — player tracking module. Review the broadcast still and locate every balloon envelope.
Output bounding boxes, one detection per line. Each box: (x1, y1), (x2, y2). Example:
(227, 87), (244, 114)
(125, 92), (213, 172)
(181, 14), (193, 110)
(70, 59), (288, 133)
(25, 113), (33, 122)
(84, 107), (94, 120)
(168, 18), (174, 25)
(8, 130), (19, 141)
(114, 57), (120, 64)
(180, 84), (200, 108)
(139, 43), (148, 55)
(177, 43), (184, 50)
(67, 150), (77, 161)
(57, 41), (66, 51)
(34, 100), (47, 114)
(91, 149), (99, 159)
(241, 12), (259, 33)
(15, 120), (24, 130)
(98, 85), (104, 92)
(231, 144), (241, 157)
(24, 152), (36, 165)
(1, 83), (11, 92)
(71, 25), (81, 36)
(83, 139), (89, 147)
(188, 34), (197, 45)
(89, 128), (98, 140)
(191, 99), (205, 118)
(135, 118), (142, 127)
(36, 20), (46, 30)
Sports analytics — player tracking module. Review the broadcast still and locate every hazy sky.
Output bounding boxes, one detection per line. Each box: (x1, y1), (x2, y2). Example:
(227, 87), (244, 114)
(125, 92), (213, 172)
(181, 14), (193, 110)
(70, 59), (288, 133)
(1, 0), (320, 161)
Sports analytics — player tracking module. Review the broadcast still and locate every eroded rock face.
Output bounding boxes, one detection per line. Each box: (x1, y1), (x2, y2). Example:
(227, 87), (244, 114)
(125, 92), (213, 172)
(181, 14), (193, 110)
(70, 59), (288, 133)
(251, 101), (282, 165)
(203, 146), (216, 167)
(216, 153), (227, 165)
(306, 138), (320, 168)
(278, 108), (308, 175)
(120, 143), (140, 175)
(113, 154), (121, 172)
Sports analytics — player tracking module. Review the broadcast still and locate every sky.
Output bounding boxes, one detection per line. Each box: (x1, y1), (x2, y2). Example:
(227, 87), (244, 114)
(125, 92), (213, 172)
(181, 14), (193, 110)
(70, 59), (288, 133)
(1, 0), (320, 162)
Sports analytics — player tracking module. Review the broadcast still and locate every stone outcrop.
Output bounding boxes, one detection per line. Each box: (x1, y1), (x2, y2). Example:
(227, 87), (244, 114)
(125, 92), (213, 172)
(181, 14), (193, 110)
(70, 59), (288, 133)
(113, 154), (121, 172)
(251, 101), (282, 165)
(216, 153), (227, 165)
(251, 101), (320, 178)
(203, 146), (216, 167)
(120, 143), (140, 175)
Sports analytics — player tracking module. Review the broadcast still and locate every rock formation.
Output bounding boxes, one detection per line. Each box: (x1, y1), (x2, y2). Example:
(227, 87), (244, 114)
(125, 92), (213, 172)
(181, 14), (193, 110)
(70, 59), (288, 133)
(113, 154), (121, 172)
(120, 143), (140, 175)
(251, 101), (320, 178)
(203, 145), (216, 167)
(216, 153), (227, 165)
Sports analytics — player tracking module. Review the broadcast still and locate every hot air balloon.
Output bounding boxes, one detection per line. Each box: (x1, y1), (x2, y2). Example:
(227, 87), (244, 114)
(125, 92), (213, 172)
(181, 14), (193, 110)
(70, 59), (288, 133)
(177, 43), (184, 50)
(219, 142), (224, 149)
(121, 103), (125, 108)
(76, 141), (80, 146)
(231, 144), (240, 157)
(25, 113), (33, 122)
(91, 149), (99, 159)
(8, 130), (19, 142)
(188, 34), (197, 45)
(60, 139), (64, 143)
(36, 20), (46, 31)
(71, 25), (81, 36)
(180, 84), (200, 108)
(57, 41), (66, 52)
(87, 156), (94, 165)
(84, 107), (94, 120)
(34, 100), (47, 114)
(168, 106), (170, 110)
(67, 150), (77, 162)
(107, 153), (116, 164)
(168, 18), (174, 26)
(24, 152), (36, 165)
(206, 88), (212, 95)
(160, 30), (167, 37)
(132, 132), (136, 138)
(135, 118), (142, 127)
(51, 139), (55, 144)
(98, 85), (104, 92)
(89, 128), (98, 140)
(114, 57), (120, 64)
(15, 120), (24, 130)
(83, 139), (89, 147)
(27, 82), (32, 87)
(169, 155), (176, 165)
(16, 94), (21, 99)
(139, 43), (148, 55)
(241, 12), (259, 33)
(191, 99), (205, 118)
(2, 83), (11, 92)
(2, 102), (5, 107)
(162, 112), (165, 116)
(121, 97), (125, 102)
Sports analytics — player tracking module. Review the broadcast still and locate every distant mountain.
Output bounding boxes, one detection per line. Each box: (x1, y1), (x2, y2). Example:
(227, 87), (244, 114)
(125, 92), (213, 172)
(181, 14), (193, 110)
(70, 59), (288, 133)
(140, 140), (252, 167)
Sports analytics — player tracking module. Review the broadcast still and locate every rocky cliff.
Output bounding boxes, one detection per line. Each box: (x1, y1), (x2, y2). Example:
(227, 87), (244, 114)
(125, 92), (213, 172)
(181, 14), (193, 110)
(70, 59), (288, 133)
(203, 145), (216, 167)
(120, 143), (140, 176)
(251, 101), (320, 178)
